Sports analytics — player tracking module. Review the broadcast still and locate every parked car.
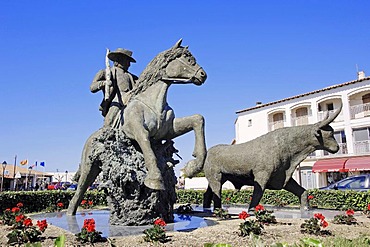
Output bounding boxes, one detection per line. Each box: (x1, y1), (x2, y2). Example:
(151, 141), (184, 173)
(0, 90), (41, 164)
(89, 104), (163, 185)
(88, 183), (100, 190)
(320, 174), (370, 192)
(67, 184), (78, 191)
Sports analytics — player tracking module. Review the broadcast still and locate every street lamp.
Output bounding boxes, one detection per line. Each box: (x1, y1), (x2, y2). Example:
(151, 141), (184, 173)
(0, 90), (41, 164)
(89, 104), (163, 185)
(1, 161), (7, 192)
(65, 170), (68, 183)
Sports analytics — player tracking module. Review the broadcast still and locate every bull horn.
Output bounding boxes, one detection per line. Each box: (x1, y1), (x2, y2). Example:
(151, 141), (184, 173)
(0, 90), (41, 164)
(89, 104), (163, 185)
(172, 38), (183, 49)
(318, 102), (342, 128)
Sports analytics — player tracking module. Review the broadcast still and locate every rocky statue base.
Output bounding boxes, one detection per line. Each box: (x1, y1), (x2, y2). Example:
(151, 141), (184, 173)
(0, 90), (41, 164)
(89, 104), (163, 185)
(89, 128), (177, 225)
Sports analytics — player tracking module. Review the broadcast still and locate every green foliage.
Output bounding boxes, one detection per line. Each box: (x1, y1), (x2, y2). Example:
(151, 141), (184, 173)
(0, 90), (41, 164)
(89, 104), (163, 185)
(176, 189), (204, 204)
(239, 219), (264, 237)
(213, 208), (231, 220)
(54, 234), (66, 247)
(333, 214), (357, 225)
(176, 189), (370, 211)
(322, 235), (370, 247)
(255, 207), (277, 224)
(0, 190), (107, 213)
(143, 225), (169, 243)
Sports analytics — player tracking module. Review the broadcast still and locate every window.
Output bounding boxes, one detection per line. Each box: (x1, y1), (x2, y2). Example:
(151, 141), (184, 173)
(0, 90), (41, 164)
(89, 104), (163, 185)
(295, 107), (308, 117)
(353, 128), (370, 141)
(273, 113), (284, 122)
(248, 119), (252, 127)
(327, 103), (334, 111)
(334, 130), (346, 143)
(337, 176), (366, 189)
(362, 93), (370, 104)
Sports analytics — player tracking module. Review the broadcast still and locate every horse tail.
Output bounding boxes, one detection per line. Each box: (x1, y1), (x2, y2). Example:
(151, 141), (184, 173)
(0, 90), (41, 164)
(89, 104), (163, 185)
(182, 154), (207, 178)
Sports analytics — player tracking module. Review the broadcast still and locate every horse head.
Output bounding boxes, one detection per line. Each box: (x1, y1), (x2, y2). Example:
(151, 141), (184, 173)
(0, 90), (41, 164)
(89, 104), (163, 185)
(163, 39), (207, 85)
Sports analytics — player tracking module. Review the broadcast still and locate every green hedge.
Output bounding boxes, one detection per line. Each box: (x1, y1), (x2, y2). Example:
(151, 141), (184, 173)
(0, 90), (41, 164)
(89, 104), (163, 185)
(176, 189), (370, 211)
(0, 190), (107, 213)
(1, 189), (369, 214)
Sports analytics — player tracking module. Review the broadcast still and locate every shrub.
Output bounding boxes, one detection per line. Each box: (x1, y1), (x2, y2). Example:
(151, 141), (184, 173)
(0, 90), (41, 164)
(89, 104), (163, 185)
(300, 213), (331, 236)
(238, 211), (263, 237)
(333, 209), (357, 225)
(75, 218), (106, 243)
(143, 218), (169, 243)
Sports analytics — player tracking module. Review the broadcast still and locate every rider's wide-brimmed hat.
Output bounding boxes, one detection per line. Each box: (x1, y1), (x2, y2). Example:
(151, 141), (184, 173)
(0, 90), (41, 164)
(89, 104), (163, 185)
(108, 48), (136, 63)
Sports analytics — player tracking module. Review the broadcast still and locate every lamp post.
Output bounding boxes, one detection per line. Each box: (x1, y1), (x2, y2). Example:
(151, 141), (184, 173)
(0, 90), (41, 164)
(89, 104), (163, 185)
(65, 170), (68, 183)
(28, 166), (32, 190)
(1, 161), (7, 192)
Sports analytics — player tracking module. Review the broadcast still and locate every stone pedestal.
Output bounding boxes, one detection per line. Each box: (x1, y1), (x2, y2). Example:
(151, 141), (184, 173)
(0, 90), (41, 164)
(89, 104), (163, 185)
(90, 128), (177, 225)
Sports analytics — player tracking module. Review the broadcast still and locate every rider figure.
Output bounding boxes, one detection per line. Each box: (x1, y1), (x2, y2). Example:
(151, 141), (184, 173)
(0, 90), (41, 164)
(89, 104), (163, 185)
(90, 48), (138, 128)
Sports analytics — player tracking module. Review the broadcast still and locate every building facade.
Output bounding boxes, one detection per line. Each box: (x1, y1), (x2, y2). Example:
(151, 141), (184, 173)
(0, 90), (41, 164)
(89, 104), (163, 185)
(235, 73), (370, 189)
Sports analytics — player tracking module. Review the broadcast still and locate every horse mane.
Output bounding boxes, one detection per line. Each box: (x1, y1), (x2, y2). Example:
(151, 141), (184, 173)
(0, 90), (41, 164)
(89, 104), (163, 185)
(129, 46), (191, 98)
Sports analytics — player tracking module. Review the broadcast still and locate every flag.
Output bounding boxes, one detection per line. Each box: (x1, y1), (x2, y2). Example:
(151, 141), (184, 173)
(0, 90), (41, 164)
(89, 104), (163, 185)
(35, 161), (37, 167)
(20, 159), (28, 165)
(40, 161), (45, 167)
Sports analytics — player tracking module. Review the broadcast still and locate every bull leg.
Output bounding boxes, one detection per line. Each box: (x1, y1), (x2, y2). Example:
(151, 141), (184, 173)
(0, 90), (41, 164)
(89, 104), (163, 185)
(207, 172), (222, 209)
(284, 178), (308, 211)
(203, 186), (213, 208)
(168, 115), (206, 176)
(67, 161), (101, 215)
(248, 181), (265, 212)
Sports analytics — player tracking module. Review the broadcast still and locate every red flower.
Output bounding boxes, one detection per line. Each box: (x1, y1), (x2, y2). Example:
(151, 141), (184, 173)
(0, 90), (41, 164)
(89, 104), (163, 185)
(308, 195), (314, 200)
(16, 202), (23, 208)
(5, 208), (10, 212)
(346, 209), (354, 216)
(15, 214), (25, 222)
(37, 219), (48, 232)
(57, 202), (64, 208)
(239, 211), (250, 220)
(81, 200), (87, 205)
(153, 218), (167, 227)
(225, 197), (230, 202)
(88, 200), (93, 205)
(321, 220), (329, 228)
(314, 213), (325, 221)
(83, 218), (96, 232)
(367, 204), (370, 211)
(255, 204), (265, 212)
(11, 207), (20, 213)
(23, 218), (33, 227)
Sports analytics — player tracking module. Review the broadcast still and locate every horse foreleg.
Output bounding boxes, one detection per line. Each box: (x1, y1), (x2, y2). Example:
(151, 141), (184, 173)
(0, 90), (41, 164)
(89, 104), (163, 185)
(170, 115), (206, 177)
(67, 161), (101, 215)
(133, 128), (165, 190)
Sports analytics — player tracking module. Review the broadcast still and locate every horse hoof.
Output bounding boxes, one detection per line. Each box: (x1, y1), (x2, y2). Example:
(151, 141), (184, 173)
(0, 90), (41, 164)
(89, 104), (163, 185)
(144, 178), (165, 191)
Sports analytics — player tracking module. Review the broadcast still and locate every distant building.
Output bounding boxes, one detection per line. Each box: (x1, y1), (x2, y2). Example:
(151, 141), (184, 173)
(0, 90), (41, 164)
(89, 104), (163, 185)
(0, 164), (53, 191)
(235, 72), (370, 189)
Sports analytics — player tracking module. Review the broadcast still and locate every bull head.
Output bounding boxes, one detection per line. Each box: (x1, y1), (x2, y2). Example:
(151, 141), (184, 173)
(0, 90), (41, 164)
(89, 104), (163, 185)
(314, 102), (342, 153)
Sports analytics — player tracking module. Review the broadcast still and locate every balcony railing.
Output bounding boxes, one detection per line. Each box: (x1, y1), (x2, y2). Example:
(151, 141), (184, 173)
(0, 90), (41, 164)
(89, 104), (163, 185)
(317, 109), (344, 122)
(291, 115), (314, 126)
(354, 140), (370, 154)
(350, 102), (370, 119)
(268, 120), (285, 131)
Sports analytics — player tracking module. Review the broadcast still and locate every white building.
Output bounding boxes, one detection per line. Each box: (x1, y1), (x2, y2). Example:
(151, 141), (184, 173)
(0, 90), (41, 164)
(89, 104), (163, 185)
(235, 72), (370, 189)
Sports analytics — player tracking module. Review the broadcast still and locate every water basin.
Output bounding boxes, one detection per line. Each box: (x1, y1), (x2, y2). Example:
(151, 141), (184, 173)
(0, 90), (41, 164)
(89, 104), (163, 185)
(31, 209), (217, 237)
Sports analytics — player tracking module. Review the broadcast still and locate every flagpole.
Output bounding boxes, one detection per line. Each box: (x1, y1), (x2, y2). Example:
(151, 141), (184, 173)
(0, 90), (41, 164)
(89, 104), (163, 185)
(13, 155), (17, 191)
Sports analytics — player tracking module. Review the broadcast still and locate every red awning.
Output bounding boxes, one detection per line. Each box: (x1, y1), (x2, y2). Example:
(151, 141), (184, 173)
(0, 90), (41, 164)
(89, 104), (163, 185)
(312, 158), (349, 173)
(345, 156), (370, 171)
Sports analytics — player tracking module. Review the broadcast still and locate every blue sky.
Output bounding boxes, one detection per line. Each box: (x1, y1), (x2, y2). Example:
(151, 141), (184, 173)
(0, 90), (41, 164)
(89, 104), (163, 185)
(1, 1), (369, 176)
